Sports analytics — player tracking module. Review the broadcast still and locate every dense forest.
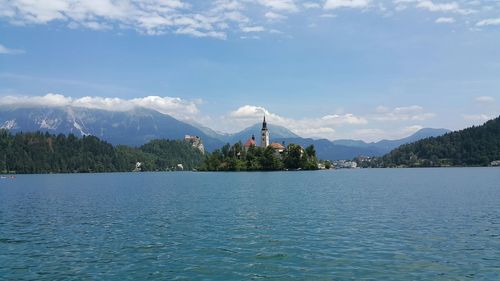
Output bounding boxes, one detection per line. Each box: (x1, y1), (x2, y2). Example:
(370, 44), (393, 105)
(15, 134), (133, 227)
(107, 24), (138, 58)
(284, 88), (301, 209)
(0, 130), (203, 174)
(362, 116), (500, 167)
(199, 142), (319, 171)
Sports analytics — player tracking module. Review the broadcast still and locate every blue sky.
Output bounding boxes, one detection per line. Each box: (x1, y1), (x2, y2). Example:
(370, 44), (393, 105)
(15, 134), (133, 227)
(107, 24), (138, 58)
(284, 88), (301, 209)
(1, 0), (499, 141)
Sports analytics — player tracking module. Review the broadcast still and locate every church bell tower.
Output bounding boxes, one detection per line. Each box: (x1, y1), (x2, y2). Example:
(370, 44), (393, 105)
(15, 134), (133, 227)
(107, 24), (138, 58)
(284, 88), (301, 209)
(261, 115), (270, 148)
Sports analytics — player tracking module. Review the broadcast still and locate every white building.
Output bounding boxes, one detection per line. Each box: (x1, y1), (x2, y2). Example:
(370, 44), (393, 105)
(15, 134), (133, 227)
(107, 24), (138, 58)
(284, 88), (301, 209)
(261, 116), (270, 148)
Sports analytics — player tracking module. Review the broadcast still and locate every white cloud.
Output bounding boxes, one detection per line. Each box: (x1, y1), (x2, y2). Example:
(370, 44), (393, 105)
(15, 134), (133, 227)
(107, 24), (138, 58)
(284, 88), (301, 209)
(475, 96), (495, 104)
(373, 105), (436, 121)
(229, 105), (272, 118)
(257, 0), (299, 12)
(435, 17), (455, 23)
(0, 93), (201, 121)
(303, 2), (321, 9)
(0, 93), (73, 107)
(269, 28), (284, 34)
(477, 18), (500, 26)
(265, 11), (287, 21)
(393, 0), (476, 15)
(324, 0), (371, 10)
(241, 25), (266, 32)
(226, 105), (367, 139)
(69, 21), (112, 31)
(0, 0), (252, 39)
(0, 0), (497, 38)
(417, 1), (458, 12)
(462, 114), (492, 122)
(0, 43), (25, 55)
(321, 114), (368, 125)
(175, 27), (227, 39)
(213, 0), (244, 12)
(240, 35), (261, 39)
(416, 0), (474, 15)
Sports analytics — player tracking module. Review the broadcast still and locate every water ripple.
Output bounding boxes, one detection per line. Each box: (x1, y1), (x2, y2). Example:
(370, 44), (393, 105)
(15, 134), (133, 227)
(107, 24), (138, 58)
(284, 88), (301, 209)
(0, 169), (499, 280)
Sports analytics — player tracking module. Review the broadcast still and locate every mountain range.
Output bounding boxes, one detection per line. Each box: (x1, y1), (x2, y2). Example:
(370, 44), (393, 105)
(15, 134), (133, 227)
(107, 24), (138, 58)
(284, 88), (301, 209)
(270, 127), (450, 161)
(0, 106), (225, 151)
(0, 106), (450, 160)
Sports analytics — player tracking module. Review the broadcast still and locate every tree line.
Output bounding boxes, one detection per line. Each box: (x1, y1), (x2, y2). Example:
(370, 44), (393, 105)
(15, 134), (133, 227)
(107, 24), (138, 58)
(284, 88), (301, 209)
(360, 115), (500, 167)
(199, 142), (319, 171)
(0, 130), (203, 174)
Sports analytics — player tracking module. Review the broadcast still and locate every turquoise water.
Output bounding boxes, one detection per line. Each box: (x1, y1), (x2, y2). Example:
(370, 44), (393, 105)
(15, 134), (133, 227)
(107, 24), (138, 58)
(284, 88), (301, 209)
(0, 168), (499, 280)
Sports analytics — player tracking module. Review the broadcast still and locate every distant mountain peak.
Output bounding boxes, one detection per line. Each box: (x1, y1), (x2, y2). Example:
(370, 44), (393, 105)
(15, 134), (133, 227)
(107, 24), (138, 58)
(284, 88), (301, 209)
(0, 119), (17, 130)
(410, 128), (451, 137)
(0, 106), (225, 151)
(242, 123), (298, 137)
(223, 123), (299, 144)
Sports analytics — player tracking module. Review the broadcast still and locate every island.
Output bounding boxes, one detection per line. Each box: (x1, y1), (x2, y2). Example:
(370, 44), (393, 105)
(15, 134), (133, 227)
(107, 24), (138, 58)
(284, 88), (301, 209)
(199, 116), (320, 171)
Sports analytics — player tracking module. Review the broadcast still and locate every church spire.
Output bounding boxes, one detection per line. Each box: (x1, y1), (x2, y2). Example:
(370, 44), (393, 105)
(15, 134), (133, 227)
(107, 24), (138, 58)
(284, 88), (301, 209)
(261, 115), (269, 148)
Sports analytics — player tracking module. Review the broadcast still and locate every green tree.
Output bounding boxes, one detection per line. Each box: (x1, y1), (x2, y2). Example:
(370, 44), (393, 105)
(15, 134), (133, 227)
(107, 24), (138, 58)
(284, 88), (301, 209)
(284, 144), (304, 170)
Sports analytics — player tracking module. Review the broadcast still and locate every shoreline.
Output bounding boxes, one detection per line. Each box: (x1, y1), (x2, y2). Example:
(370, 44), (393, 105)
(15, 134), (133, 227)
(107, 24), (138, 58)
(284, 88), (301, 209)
(2, 166), (498, 176)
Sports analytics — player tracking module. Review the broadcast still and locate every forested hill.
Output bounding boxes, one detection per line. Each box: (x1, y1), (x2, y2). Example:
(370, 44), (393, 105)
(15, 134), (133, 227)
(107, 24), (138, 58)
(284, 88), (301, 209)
(371, 116), (500, 167)
(0, 130), (203, 174)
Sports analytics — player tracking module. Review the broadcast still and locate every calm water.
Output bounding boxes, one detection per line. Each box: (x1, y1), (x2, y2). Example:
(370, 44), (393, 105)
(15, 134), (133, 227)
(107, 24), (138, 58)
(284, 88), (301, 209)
(0, 169), (499, 280)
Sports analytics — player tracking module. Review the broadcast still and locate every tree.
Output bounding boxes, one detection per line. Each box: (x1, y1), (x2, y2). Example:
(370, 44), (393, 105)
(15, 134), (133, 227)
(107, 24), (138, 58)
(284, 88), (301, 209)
(284, 144), (304, 170)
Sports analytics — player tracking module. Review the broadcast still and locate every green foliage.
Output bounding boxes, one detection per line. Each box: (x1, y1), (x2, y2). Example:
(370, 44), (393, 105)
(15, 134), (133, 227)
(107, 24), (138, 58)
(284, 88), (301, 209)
(200, 143), (319, 171)
(283, 144), (304, 170)
(0, 130), (203, 174)
(140, 139), (204, 170)
(369, 116), (500, 167)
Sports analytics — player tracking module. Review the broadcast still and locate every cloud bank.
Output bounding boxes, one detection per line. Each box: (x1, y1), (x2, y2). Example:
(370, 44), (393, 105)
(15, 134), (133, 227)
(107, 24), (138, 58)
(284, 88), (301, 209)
(223, 104), (432, 141)
(373, 105), (436, 121)
(0, 0), (498, 39)
(0, 93), (200, 121)
(435, 17), (455, 24)
(324, 0), (371, 10)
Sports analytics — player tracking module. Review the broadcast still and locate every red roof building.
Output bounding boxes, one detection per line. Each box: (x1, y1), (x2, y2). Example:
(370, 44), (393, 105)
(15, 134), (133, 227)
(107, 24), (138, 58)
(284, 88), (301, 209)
(269, 142), (285, 153)
(244, 134), (256, 148)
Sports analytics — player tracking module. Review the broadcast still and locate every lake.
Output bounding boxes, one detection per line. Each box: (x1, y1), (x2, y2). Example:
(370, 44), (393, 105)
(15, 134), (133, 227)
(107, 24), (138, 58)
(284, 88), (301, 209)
(0, 168), (499, 280)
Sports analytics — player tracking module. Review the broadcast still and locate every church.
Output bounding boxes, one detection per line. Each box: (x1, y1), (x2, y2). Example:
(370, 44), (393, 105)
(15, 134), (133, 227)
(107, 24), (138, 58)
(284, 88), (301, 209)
(244, 116), (285, 153)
